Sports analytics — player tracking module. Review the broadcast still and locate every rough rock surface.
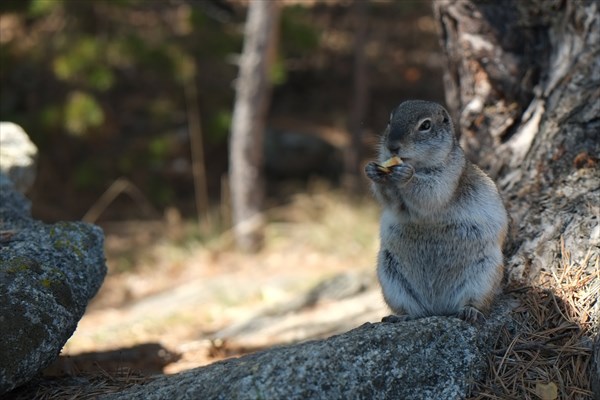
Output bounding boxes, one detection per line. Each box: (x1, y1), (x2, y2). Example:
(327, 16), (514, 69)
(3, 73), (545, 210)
(593, 333), (600, 400)
(0, 174), (107, 394)
(99, 302), (513, 400)
(0, 122), (38, 194)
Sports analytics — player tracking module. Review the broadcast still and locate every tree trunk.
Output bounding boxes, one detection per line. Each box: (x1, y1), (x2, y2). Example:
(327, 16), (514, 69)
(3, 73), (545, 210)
(229, 1), (280, 252)
(345, 0), (369, 194)
(434, 0), (599, 393)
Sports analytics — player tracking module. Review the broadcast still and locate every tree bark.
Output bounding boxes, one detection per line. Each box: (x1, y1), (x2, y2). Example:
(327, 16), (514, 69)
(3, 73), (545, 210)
(434, 0), (553, 167)
(229, 1), (280, 252)
(184, 75), (210, 229)
(434, 0), (599, 393)
(434, 0), (599, 282)
(345, 0), (369, 194)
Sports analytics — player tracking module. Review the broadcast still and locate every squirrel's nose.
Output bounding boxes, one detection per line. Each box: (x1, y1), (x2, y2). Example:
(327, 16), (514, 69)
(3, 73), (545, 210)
(387, 142), (401, 154)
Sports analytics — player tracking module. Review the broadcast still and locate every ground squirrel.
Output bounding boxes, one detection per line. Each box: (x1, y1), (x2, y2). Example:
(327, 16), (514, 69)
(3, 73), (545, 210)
(365, 100), (508, 323)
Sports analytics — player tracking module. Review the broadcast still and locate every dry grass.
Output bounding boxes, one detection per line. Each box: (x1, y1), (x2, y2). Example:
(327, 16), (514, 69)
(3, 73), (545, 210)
(470, 240), (598, 400)
(6, 368), (155, 400)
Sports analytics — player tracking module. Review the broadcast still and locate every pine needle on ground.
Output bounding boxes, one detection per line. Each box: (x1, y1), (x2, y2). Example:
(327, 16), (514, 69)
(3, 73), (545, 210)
(470, 243), (598, 400)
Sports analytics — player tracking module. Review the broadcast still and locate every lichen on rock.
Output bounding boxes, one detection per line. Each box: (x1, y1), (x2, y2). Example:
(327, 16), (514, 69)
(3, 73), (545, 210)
(0, 174), (107, 394)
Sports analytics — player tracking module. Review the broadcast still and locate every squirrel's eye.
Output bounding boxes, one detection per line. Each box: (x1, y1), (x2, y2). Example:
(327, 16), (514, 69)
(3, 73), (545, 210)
(418, 119), (431, 131)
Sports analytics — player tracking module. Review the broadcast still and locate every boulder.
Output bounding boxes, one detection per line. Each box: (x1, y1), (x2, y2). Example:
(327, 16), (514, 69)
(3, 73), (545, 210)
(264, 129), (343, 182)
(0, 174), (107, 394)
(0, 122), (38, 194)
(98, 303), (514, 400)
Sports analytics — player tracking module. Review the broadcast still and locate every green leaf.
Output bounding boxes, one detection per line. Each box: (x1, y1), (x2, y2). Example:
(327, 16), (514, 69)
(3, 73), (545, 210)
(270, 57), (287, 86)
(88, 67), (114, 91)
(29, 0), (63, 17)
(64, 91), (104, 136)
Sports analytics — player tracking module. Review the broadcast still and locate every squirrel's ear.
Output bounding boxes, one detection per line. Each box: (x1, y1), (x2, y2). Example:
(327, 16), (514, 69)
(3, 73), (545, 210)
(382, 124), (390, 138)
(442, 110), (450, 124)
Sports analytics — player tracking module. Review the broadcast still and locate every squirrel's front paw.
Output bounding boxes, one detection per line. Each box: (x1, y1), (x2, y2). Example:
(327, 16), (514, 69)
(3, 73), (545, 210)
(389, 163), (414, 185)
(365, 162), (388, 183)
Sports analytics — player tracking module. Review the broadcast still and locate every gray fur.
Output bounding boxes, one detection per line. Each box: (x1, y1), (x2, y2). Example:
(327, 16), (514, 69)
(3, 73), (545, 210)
(365, 100), (508, 323)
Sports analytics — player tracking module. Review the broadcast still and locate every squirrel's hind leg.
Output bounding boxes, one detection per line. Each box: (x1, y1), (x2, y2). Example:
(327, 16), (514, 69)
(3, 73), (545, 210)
(457, 305), (486, 324)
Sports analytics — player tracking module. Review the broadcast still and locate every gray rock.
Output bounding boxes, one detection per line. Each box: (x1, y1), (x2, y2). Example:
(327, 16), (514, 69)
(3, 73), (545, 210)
(593, 333), (600, 400)
(0, 122), (38, 194)
(264, 129), (343, 182)
(0, 174), (107, 394)
(99, 303), (514, 400)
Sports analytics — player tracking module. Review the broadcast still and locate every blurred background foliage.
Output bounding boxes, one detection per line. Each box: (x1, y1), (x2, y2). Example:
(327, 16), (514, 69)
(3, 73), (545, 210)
(0, 0), (443, 223)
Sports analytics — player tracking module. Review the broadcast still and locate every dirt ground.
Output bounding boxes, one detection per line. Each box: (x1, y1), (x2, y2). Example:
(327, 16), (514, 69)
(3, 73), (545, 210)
(46, 189), (389, 377)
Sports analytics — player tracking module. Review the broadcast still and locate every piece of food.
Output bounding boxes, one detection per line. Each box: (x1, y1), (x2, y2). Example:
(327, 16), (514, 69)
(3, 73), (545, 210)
(377, 155), (403, 173)
(382, 156), (403, 168)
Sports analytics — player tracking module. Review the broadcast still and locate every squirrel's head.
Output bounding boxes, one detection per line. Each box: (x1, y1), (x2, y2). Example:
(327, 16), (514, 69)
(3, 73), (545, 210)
(379, 100), (457, 168)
